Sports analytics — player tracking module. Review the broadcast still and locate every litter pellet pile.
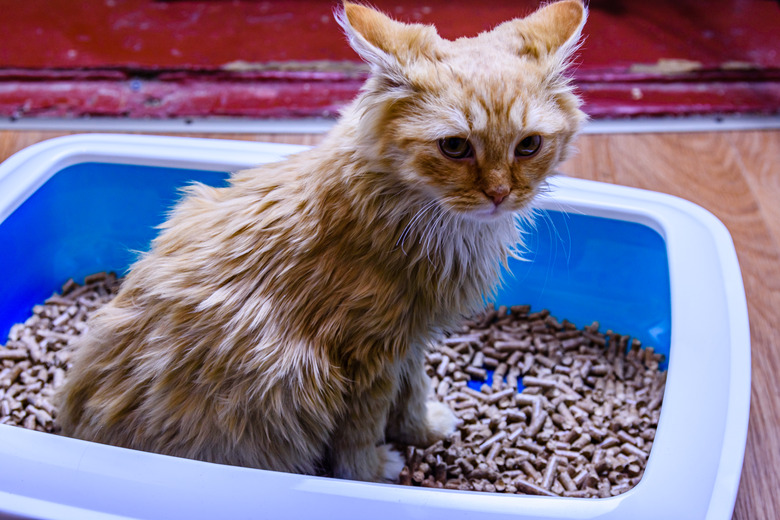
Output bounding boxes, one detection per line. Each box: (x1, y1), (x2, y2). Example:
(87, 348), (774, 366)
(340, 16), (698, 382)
(0, 275), (666, 498)
(401, 305), (666, 497)
(0, 273), (121, 432)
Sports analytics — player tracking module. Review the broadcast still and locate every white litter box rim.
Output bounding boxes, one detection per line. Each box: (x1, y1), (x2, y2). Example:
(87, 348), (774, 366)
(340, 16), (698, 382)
(0, 134), (750, 520)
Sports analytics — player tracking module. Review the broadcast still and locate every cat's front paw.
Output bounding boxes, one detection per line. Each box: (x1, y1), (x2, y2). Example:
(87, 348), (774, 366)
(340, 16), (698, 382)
(425, 401), (457, 443)
(378, 444), (406, 483)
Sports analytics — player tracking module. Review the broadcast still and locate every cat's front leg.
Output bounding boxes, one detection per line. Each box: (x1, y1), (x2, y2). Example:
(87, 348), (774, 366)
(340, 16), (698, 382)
(330, 385), (405, 482)
(385, 349), (457, 447)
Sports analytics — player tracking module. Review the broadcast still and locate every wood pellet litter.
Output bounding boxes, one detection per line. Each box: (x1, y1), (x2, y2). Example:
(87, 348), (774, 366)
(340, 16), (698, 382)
(0, 272), (121, 433)
(405, 305), (666, 497)
(0, 275), (665, 498)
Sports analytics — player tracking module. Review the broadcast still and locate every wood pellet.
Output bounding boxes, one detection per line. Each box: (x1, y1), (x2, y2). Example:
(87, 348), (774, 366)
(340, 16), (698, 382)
(0, 272), (121, 432)
(403, 305), (666, 498)
(0, 276), (666, 498)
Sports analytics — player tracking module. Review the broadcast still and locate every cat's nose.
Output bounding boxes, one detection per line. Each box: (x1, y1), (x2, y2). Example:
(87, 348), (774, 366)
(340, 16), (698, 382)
(484, 185), (510, 206)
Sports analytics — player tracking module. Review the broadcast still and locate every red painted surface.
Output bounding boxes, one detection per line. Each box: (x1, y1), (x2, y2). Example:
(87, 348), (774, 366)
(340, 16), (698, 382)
(0, 0), (778, 120)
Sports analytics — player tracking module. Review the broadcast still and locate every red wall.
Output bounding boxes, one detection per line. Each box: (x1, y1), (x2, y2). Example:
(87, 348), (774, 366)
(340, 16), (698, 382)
(1, 0), (778, 119)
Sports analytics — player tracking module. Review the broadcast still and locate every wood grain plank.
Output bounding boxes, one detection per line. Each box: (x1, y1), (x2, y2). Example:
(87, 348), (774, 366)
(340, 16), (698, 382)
(725, 130), (780, 520)
(559, 134), (616, 184)
(0, 130), (66, 161)
(731, 131), (780, 251)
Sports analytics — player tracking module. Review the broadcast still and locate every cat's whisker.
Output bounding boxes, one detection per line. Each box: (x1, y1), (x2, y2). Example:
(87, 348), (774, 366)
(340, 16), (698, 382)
(436, 212), (457, 266)
(419, 210), (442, 265)
(538, 181), (584, 220)
(539, 203), (574, 266)
(397, 198), (439, 254)
(508, 209), (534, 261)
(414, 203), (444, 267)
(417, 200), (465, 273)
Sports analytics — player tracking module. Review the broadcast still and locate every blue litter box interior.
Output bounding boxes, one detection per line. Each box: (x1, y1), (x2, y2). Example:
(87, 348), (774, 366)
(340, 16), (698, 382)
(1, 162), (671, 361)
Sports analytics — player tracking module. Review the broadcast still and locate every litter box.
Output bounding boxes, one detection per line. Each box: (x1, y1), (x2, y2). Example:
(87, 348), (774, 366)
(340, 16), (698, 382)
(0, 134), (750, 520)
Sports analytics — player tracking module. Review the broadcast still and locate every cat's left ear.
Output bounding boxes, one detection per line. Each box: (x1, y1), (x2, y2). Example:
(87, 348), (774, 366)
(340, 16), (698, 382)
(499, 0), (587, 62)
(336, 2), (438, 83)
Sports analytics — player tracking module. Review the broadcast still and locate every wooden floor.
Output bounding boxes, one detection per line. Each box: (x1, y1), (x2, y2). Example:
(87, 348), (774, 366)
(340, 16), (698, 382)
(1, 128), (779, 518)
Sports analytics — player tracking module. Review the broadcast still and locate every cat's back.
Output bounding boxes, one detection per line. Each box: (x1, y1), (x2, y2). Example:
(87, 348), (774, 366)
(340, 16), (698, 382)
(55, 152), (347, 459)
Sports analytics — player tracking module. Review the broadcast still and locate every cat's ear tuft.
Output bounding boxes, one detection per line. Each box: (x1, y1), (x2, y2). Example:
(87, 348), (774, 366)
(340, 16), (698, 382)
(336, 3), (395, 72)
(527, 0), (587, 55)
(336, 2), (437, 81)
(498, 0), (587, 60)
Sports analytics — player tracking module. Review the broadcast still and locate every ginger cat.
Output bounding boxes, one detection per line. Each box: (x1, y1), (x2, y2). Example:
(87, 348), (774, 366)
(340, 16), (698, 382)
(56, 1), (587, 482)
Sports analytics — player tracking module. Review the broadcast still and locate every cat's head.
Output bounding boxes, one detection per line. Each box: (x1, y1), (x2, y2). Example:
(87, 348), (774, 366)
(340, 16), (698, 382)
(337, 1), (587, 221)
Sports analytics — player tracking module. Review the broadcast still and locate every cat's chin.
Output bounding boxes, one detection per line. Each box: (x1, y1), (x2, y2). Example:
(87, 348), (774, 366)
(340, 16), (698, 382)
(465, 205), (515, 223)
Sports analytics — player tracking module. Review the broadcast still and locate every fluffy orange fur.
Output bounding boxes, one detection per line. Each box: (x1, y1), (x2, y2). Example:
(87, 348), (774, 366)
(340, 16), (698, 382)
(56, 0), (587, 482)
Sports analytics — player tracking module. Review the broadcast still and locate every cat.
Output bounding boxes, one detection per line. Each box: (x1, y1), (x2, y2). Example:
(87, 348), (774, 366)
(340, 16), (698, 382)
(56, 0), (587, 483)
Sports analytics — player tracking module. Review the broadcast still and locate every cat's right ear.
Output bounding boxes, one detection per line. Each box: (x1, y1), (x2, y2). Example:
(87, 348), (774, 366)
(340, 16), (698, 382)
(336, 2), (437, 85)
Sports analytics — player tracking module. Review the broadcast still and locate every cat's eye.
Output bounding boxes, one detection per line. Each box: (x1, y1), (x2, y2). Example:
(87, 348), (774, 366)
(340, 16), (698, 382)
(515, 135), (543, 157)
(438, 137), (473, 160)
